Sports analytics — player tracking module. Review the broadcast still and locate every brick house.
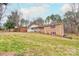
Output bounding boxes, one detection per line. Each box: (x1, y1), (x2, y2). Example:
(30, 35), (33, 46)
(28, 23), (64, 36)
(43, 23), (64, 36)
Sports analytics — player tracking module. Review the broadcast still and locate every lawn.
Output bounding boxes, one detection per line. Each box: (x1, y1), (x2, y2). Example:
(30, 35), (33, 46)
(0, 32), (79, 56)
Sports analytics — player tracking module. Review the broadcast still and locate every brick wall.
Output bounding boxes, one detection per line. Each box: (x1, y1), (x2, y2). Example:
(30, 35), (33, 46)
(55, 24), (64, 36)
(43, 24), (64, 36)
(19, 27), (27, 32)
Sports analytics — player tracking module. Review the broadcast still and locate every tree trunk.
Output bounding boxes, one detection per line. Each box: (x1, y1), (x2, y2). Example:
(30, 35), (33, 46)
(75, 26), (78, 35)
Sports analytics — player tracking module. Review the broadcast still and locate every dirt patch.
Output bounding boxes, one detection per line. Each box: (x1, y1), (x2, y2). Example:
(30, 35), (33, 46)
(0, 52), (16, 56)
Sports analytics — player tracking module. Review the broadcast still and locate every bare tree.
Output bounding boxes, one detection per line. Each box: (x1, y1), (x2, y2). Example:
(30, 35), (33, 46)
(0, 3), (8, 28)
(64, 3), (79, 34)
(8, 11), (20, 28)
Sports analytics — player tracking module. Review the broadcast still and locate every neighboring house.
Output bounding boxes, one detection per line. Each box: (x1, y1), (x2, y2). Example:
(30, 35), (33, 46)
(28, 23), (64, 36)
(14, 26), (27, 32)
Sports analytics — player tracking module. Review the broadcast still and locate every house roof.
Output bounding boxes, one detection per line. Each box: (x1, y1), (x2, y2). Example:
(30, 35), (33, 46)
(30, 25), (38, 28)
(44, 23), (63, 27)
(28, 23), (63, 28)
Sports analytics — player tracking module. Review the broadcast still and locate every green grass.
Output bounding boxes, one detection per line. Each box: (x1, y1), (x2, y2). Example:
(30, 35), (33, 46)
(0, 32), (79, 56)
